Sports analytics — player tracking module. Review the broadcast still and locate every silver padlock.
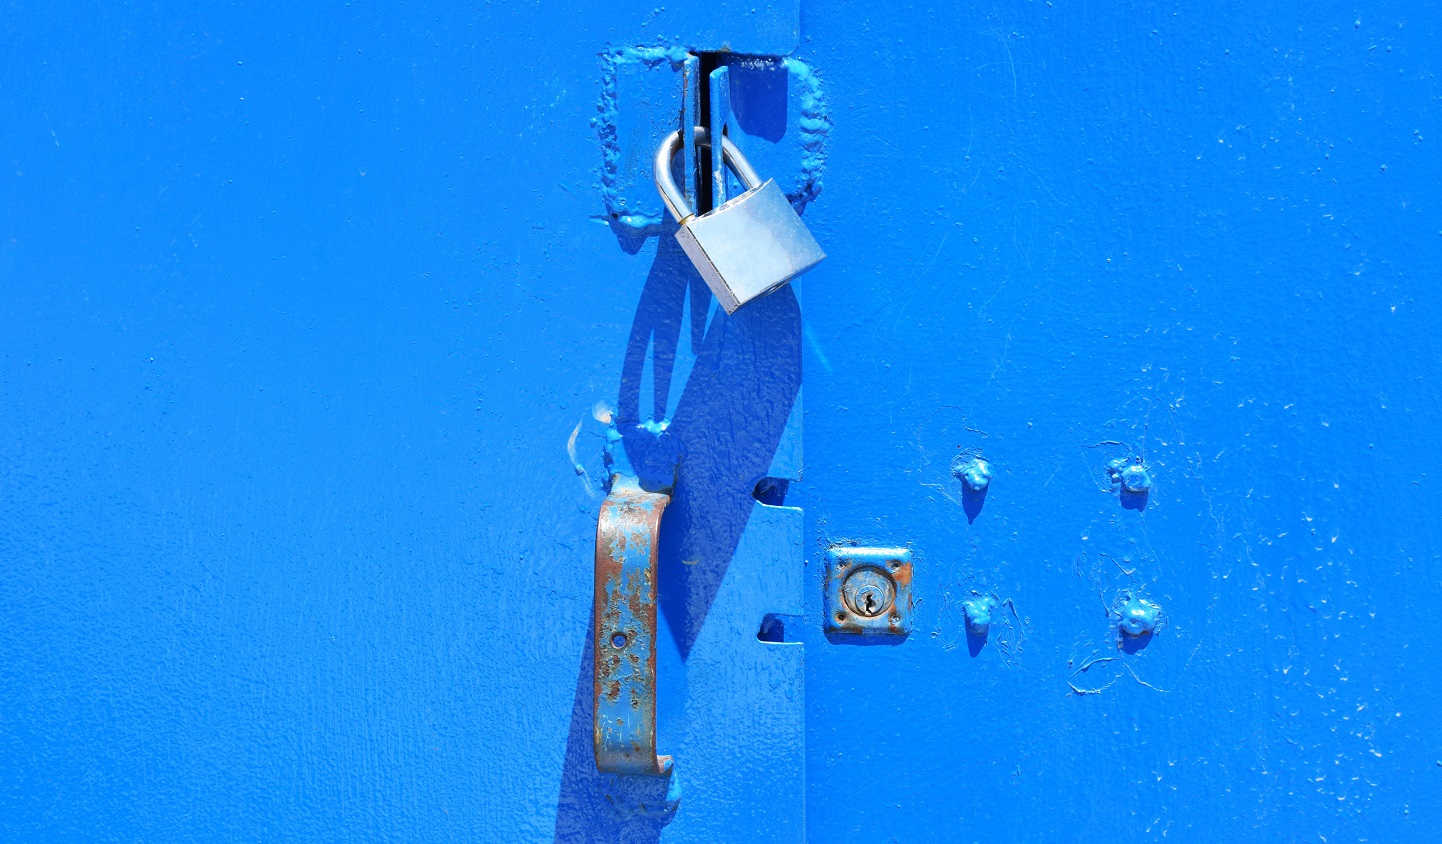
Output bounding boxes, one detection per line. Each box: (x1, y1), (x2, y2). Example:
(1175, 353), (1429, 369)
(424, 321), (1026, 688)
(654, 129), (825, 314)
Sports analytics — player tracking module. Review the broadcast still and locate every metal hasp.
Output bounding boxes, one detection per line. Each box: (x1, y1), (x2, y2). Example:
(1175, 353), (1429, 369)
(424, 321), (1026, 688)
(824, 547), (913, 635)
(594, 477), (673, 777)
(654, 128), (825, 314)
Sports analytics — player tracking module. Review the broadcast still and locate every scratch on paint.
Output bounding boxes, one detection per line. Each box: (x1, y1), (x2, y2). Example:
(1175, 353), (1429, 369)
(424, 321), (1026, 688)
(889, 232), (949, 339)
(1068, 652), (1172, 696)
(919, 481), (959, 506)
(567, 418), (597, 497)
(803, 322), (833, 376)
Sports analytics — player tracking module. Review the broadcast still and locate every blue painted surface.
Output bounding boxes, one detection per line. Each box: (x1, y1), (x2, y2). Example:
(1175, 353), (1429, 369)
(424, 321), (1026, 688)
(796, 2), (1442, 840)
(2, 1), (1440, 842)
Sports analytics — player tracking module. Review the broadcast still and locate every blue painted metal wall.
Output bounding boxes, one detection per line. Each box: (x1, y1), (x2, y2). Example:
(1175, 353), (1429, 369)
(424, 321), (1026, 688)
(797, 3), (1442, 840)
(2, 1), (1439, 842)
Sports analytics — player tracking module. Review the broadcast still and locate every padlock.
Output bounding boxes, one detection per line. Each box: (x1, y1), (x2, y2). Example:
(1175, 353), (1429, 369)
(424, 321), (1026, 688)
(653, 129), (825, 314)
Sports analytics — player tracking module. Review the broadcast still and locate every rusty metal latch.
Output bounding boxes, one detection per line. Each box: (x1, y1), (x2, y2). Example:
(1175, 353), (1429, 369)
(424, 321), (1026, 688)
(594, 425), (678, 778)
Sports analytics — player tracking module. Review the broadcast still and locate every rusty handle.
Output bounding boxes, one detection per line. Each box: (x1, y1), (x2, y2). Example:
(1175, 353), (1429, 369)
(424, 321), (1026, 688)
(594, 483), (674, 777)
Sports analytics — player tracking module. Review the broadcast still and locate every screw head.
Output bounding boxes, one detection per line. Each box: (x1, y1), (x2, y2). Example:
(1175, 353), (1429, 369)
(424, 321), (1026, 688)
(840, 567), (896, 618)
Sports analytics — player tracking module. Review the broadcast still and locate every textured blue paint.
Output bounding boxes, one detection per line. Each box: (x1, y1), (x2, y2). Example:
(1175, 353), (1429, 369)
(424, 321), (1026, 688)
(2, 0), (1439, 841)
(0, 1), (806, 840)
(797, 1), (1442, 840)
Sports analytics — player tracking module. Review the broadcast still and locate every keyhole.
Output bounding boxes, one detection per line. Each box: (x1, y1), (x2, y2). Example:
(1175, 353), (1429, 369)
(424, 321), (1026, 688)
(840, 567), (895, 619)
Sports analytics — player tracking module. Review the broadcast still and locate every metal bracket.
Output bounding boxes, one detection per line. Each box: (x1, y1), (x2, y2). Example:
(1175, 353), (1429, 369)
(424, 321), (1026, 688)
(824, 547), (913, 635)
(597, 50), (827, 235)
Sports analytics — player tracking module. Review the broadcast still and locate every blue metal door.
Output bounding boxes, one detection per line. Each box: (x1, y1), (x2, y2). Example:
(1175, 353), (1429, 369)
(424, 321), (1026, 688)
(2, 2), (1438, 842)
(795, 5), (1441, 840)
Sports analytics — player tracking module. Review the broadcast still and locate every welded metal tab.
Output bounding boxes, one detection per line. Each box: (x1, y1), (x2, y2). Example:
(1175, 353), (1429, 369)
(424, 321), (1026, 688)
(594, 477), (673, 777)
(708, 65), (734, 206)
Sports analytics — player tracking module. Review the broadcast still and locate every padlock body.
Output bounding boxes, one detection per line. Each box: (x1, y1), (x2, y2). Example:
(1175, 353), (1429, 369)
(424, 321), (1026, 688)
(675, 179), (825, 314)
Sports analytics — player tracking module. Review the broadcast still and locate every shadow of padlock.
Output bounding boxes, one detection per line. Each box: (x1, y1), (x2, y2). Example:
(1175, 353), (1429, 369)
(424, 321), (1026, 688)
(654, 129), (825, 314)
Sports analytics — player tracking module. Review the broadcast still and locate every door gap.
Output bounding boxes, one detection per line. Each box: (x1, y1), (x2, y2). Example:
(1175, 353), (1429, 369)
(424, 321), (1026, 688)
(694, 51), (727, 213)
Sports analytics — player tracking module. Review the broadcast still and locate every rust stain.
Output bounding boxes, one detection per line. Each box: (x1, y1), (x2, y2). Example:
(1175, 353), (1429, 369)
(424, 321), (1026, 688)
(593, 485), (672, 776)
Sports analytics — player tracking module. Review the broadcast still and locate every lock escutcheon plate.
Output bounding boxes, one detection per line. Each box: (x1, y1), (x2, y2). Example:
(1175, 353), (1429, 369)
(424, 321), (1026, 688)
(824, 547), (913, 635)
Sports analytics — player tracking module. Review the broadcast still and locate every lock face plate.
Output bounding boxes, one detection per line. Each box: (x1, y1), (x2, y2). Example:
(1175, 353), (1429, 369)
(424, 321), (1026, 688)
(824, 547), (913, 635)
(676, 179), (826, 313)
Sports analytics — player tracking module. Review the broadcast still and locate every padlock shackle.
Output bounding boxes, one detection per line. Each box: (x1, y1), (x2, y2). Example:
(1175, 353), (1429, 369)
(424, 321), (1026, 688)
(653, 128), (763, 225)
